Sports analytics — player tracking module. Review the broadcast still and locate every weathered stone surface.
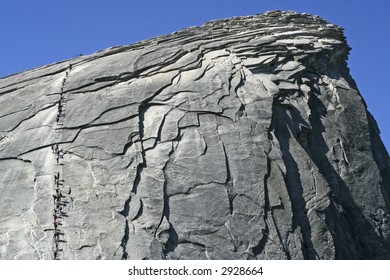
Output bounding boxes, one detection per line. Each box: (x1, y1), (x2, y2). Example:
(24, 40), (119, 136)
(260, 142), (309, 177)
(1, 10), (390, 260)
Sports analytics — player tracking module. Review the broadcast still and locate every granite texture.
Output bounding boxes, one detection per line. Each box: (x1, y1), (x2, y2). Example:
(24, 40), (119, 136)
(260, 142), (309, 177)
(1, 11), (390, 260)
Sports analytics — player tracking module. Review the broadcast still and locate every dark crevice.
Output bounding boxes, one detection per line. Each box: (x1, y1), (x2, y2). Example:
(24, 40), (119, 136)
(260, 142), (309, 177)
(117, 79), (175, 258)
(63, 81), (117, 95)
(252, 154), (271, 257)
(0, 86), (22, 96)
(59, 113), (139, 130)
(163, 227), (179, 257)
(160, 180), (178, 257)
(271, 99), (318, 260)
(161, 141), (180, 257)
(163, 177), (179, 258)
(0, 157), (32, 164)
(134, 49), (189, 78)
(78, 245), (92, 250)
(60, 69), (136, 95)
(60, 81), (113, 95)
(179, 240), (206, 249)
(94, 72), (134, 83)
(17, 138), (79, 158)
(235, 103), (246, 121)
(220, 142), (235, 215)
(196, 111), (234, 123)
(0, 105), (31, 118)
(118, 149), (145, 218)
(114, 141), (134, 158)
(0, 65), (70, 89)
(3, 103), (58, 132)
(146, 108), (170, 152)
(193, 60), (215, 81)
(154, 141), (174, 239)
(152, 51), (204, 77)
(119, 220), (129, 260)
(271, 211), (291, 259)
(92, 102), (140, 117)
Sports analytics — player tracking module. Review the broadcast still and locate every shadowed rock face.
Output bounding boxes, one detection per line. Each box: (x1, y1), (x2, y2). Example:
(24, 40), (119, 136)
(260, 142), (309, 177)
(1, 10), (389, 260)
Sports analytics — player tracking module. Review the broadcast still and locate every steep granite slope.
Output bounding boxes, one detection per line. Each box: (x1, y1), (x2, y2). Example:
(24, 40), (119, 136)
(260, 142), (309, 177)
(1, 11), (389, 260)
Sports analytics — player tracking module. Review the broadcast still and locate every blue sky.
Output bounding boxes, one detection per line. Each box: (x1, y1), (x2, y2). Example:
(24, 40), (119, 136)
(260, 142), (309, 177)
(0, 0), (389, 151)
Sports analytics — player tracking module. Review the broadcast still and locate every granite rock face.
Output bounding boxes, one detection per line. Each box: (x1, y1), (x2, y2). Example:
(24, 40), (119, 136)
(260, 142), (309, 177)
(1, 11), (390, 260)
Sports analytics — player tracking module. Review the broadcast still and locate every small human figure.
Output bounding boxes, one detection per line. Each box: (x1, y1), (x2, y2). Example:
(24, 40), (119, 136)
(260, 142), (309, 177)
(58, 150), (64, 159)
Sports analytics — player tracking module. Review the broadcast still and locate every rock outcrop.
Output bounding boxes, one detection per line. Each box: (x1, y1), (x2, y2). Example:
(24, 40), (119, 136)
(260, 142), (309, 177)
(1, 11), (389, 260)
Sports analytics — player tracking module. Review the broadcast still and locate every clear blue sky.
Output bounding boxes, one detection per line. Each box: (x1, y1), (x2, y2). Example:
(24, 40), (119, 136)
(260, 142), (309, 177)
(0, 0), (388, 152)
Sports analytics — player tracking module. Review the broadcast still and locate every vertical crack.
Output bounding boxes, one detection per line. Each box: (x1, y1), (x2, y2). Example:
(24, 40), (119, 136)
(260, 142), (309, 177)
(117, 77), (178, 259)
(221, 142), (235, 214)
(252, 153), (271, 257)
(119, 220), (129, 260)
(271, 97), (318, 259)
(270, 211), (291, 259)
(160, 140), (178, 257)
(117, 104), (147, 259)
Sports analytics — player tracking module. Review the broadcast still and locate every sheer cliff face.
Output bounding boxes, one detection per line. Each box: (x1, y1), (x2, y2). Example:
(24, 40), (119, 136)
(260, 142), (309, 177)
(1, 11), (389, 260)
